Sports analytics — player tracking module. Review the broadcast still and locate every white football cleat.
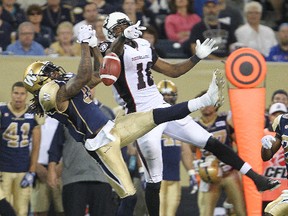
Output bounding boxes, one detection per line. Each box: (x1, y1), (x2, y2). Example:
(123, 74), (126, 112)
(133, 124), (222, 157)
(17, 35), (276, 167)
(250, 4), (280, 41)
(207, 69), (225, 107)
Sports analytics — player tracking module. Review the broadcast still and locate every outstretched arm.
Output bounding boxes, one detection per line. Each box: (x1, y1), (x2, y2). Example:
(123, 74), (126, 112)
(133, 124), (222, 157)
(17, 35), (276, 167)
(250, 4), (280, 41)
(63, 43), (92, 98)
(86, 46), (103, 89)
(153, 38), (218, 77)
(261, 135), (281, 161)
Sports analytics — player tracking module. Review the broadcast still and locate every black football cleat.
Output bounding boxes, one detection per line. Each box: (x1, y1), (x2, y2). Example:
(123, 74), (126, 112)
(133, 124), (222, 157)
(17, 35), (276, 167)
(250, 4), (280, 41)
(256, 177), (281, 192)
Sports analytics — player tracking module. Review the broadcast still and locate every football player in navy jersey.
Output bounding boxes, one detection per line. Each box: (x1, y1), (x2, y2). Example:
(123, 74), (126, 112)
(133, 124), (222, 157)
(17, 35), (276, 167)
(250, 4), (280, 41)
(0, 81), (41, 216)
(99, 12), (280, 216)
(184, 90), (246, 216)
(22, 24), (230, 216)
(261, 113), (288, 215)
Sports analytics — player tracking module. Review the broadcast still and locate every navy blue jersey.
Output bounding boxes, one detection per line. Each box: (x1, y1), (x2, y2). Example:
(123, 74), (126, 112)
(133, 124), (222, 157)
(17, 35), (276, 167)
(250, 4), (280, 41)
(0, 104), (38, 172)
(161, 135), (182, 181)
(195, 113), (234, 157)
(273, 114), (288, 175)
(44, 80), (109, 143)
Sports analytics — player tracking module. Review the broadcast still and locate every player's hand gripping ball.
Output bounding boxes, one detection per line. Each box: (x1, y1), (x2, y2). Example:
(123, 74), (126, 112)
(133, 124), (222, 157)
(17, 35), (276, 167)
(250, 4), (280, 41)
(100, 52), (121, 86)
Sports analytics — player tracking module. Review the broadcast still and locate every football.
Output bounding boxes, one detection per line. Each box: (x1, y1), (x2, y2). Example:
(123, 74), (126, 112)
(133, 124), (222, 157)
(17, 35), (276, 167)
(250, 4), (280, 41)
(100, 52), (121, 86)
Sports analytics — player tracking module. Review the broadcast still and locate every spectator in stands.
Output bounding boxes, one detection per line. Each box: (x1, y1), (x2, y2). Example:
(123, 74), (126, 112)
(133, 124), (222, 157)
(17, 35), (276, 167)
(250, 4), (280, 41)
(147, 0), (170, 15)
(92, 0), (120, 15)
(26, 4), (54, 49)
(121, 0), (142, 25)
(30, 116), (64, 216)
(145, 0), (170, 39)
(218, 0), (244, 32)
(5, 21), (45, 55)
(95, 15), (107, 43)
(0, 4), (13, 52)
(165, 0), (201, 44)
(235, 1), (277, 57)
(73, 2), (99, 39)
(1, 0), (26, 31)
(16, 0), (46, 11)
(135, 0), (157, 30)
(49, 21), (81, 56)
(188, 0), (237, 60)
(41, 0), (75, 36)
(266, 23), (288, 62)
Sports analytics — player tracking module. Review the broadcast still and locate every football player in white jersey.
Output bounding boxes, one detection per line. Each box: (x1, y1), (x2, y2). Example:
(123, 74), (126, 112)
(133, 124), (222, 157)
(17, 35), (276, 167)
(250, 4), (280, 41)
(100, 11), (280, 216)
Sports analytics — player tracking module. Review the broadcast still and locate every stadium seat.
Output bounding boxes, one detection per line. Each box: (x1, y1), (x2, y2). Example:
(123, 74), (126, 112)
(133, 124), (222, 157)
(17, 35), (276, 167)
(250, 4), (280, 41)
(155, 39), (189, 59)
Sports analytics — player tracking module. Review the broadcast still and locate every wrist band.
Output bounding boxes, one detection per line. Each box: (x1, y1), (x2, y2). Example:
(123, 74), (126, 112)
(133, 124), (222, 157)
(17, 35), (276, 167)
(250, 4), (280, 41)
(190, 55), (201, 64)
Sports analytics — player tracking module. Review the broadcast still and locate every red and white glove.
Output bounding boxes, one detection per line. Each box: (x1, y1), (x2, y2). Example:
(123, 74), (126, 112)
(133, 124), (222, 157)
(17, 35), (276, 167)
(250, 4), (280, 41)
(77, 25), (93, 43)
(195, 38), (218, 59)
(123, 21), (146, 39)
(261, 135), (275, 149)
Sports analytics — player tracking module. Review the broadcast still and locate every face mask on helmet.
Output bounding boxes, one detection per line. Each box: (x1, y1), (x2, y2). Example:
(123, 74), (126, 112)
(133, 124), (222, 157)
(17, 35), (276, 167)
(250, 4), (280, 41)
(23, 61), (66, 94)
(102, 12), (132, 41)
(157, 80), (178, 105)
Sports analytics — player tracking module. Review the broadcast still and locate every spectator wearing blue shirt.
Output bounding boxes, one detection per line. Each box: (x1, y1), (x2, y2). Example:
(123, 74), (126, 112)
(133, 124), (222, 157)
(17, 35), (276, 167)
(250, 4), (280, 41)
(5, 21), (45, 56)
(266, 23), (288, 62)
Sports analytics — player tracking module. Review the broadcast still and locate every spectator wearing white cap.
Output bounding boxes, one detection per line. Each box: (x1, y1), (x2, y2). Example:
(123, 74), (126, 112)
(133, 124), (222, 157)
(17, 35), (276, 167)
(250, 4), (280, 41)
(269, 102), (288, 116)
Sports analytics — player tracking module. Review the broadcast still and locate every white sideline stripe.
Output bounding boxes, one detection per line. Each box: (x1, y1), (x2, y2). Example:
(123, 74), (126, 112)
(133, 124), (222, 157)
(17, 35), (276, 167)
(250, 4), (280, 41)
(100, 74), (118, 81)
(104, 55), (120, 61)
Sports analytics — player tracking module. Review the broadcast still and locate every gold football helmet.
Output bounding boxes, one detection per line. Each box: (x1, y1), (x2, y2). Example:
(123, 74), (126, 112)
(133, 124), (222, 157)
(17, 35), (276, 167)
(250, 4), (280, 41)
(23, 61), (64, 94)
(198, 155), (223, 183)
(157, 80), (178, 105)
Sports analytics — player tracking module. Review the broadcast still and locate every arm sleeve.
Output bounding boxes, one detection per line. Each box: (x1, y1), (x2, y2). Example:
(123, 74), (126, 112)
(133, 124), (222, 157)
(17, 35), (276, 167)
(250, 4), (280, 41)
(48, 123), (65, 163)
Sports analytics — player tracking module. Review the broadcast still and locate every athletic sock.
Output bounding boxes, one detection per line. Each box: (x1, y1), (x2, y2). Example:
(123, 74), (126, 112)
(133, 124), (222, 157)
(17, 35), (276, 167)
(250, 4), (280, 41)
(116, 194), (137, 216)
(145, 182), (161, 216)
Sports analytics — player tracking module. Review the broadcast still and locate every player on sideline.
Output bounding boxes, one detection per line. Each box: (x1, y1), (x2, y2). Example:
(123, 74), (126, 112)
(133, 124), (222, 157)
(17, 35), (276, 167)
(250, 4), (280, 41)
(261, 113), (288, 215)
(23, 25), (279, 216)
(100, 12), (281, 216)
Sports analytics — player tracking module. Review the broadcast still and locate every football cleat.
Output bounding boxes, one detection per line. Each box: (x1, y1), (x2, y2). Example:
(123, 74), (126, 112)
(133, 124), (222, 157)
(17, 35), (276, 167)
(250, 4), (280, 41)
(207, 69), (225, 108)
(256, 177), (281, 192)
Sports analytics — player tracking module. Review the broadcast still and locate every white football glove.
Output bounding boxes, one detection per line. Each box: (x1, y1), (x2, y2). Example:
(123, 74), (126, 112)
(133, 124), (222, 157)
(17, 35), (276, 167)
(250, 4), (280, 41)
(88, 30), (98, 48)
(77, 25), (93, 43)
(195, 38), (218, 59)
(261, 135), (276, 149)
(123, 21), (146, 39)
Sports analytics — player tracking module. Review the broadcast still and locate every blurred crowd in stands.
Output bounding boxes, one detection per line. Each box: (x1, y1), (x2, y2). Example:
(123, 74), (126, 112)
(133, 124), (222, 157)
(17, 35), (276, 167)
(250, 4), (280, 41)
(0, 0), (287, 61)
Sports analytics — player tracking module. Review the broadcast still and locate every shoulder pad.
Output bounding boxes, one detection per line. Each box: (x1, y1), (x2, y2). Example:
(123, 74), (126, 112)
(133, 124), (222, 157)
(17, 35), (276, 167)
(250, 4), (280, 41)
(272, 114), (283, 131)
(39, 81), (60, 112)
